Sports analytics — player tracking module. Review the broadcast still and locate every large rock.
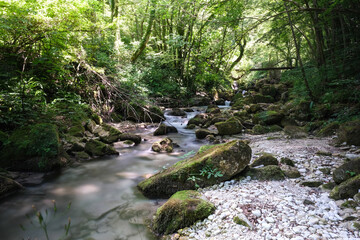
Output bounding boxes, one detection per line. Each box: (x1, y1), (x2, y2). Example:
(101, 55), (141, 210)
(253, 111), (283, 125)
(153, 123), (178, 136)
(243, 166), (285, 181)
(333, 158), (360, 184)
(0, 123), (63, 172)
(284, 126), (308, 138)
(119, 133), (142, 145)
(187, 114), (208, 126)
(138, 140), (251, 198)
(251, 153), (278, 167)
(252, 124), (282, 134)
(195, 129), (214, 139)
(215, 118), (243, 136)
(337, 120), (360, 146)
(99, 124), (123, 144)
(330, 174), (360, 200)
(84, 139), (118, 157)
(152, 138), (174, 153)
(152, 190), (215, 234)
(317, 122), (340, 137)
(169, 108), (186, 117)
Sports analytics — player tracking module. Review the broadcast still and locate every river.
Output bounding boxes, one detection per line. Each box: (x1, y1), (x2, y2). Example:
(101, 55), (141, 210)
(0, 105), (229, 240)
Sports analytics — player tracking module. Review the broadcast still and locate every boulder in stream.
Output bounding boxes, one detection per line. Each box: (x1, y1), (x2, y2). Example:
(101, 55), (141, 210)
(152, 190), (215, 235)
(195, 129), (214, 139)
(251, 153), (278, 167)
(137, 140), (251, 198)
(215, 117), (243, 136)
(153, 123), (178, 136)
(169, 108), (187, 117)
(84, 139), (118, 157)
(152, 138), (174, 153)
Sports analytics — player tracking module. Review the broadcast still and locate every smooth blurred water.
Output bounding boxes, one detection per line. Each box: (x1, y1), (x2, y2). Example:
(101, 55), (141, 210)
(0, 107), (207, 240)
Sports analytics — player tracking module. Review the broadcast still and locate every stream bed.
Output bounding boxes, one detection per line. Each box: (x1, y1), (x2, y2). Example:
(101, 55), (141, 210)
(0, 106), (226, 240)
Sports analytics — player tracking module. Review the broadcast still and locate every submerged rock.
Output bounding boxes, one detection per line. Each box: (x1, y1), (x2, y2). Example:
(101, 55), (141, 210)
(153, 123), (178, 136)
(152, 190), (215, 235)
(137, 140), (251, 198)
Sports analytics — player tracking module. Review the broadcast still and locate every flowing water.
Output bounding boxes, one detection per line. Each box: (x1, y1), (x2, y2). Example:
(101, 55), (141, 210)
(0, 106), (234, 240)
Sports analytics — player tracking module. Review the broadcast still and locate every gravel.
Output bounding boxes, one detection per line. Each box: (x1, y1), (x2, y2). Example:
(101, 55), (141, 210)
(175, 133), (360, 240)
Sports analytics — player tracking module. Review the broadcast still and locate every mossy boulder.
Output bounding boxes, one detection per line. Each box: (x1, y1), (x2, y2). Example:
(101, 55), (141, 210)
(195, 129), (214, 139)
(84, 139), (118, 157)
(333, 158), (360, 184)
(251, 153), (278, 167)
(246, 104), (262, 114)
(154, 123), (178, 136)
(73, 151), (91, 161)
(137, 140), (251, 198)
(250, 94), (275, 104)
(169, 108), (186, 117)
(284, 125), (308, 138)
(243, 165), (285, 181)
(280, 157), (295, 167)
(85, 119), (97, 133)
(119, 133), (142, 145)
(253, 111), (283, 125)
(251, 124), (282, 135)
(152, 190), (215, 235)
(187, 114), (207, 126)
(330, 174), (360, 200)
(68, 124), (85, 137)
(215, 118), (243, 136)
(337, 120), (360, 146)
(152, 138), (174, 153)
(0, 123), (63, 172)
(206, 106), (221, 114)
(99, 124), (123, 144)
(317, 122), (340, 137)
(281, 165), (301, 178)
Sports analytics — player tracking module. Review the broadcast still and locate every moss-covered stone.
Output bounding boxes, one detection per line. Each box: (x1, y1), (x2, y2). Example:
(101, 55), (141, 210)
(138, 140), (251, 198)
(243, 165), (285, 181)
(152, 190), (215, 235)
(187, 114), (207, 126)
(91, 113), (103, 125)
(330, 174), (360, 200)
(333, 158), (360, 184)
(84, 139), (118, 157)
(0, 123), (62, 172)
(250, 94), (275, 104)
(317, 122), (340, 137)
(154, 123), (178, 136)
(280, 157), (295, 167)
(284, 125), (308, 138)
(152, 138), (174, 153)
(195, 129), (214, 139)
(251, 124), (282, 134)
(322, 182), (336, 190)
(246, 104), (262, 114)
(281, 165), (301, 178)
(251, 153), (278, 167)
(119, 133), (142, 145)
(186, 124), (196, 130)
(68, 124), (85, 137)
(301, 181), (323, 187)
(85, 119), (97, 133)
(100, 124), (123, 144)
(73, 151), (91, 161)
(233, 216), (250, 228)
(337, 120), (360, 146)
(169, 108), (186, 116)
(215, 119), (243, 136)
(253, 111), (283, 125)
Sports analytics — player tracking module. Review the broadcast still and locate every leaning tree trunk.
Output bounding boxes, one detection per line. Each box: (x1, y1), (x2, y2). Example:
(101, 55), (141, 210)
(131, 0), (156, 64)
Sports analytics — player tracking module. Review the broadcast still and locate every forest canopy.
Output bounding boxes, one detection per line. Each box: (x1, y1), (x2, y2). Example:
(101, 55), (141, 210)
(0, 0), (359, 129)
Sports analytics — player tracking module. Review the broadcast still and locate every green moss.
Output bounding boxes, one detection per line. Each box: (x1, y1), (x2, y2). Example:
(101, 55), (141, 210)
(244, 165), (285, 181)
(253, 111), (283, 125)
(341, 200), (358, 209)
(84, 139), (118, 157)
(68, 124), (85, 137)
(0, 123), (61, 171)
(198, 145), (217, 154)
(215, 120), (242, 136)
(233, 216), (250, 228)
(330, 174), (360, 200)
(317, 122), (340, 137)
(153, 190), (215, 234)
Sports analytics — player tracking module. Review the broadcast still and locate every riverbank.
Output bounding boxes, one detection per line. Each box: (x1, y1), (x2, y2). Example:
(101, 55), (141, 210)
(172, 132), (360, 239)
